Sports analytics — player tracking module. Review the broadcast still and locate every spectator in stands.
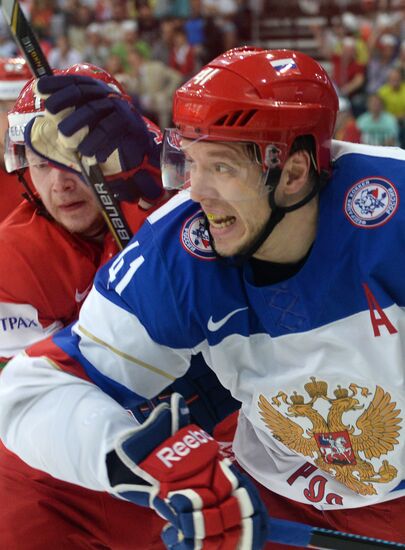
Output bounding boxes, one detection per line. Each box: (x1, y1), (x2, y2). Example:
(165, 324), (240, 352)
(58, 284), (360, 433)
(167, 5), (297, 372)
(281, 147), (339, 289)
(201, 0), (238, 51)
(331, 36), (366, 116)
(111, 20), (151, 73)
(102, 52), (128, 87)
(356, 93), (400, 146)
(201, 15), (226, 64)
(340, 11), (369, 64)
(151, 0), (191, 18)
(0, 29), (17, 58)
(366, 11), (402, 53)
(184, 0), (205, 67)
(311, 12), (368, 66)
(184, 0), (226, 67)
(100, 3), (130, 44)
(232, 0), (252, 44)
(334, 95), (361, 143)
(378, 67), (405, 122)
(394, 40), (405, 80)
(137, 3), (160, 46)
(30, 0), (55, 39)
(48, 34), (83, 69)
(93, 0), (111, 22)
(65, 2), (94, 53)
(366, 33), (399, 95)
(201, 0), (237, 18)
(169, 27), (196, 80)
(152, 18), (176, 65)
(126, 44), (183, 128)
(82, 23), (110, 68)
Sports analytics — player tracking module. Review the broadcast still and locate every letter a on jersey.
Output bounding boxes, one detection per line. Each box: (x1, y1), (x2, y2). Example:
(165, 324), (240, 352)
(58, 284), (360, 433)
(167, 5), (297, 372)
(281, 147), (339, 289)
(362, 283), (398, 337)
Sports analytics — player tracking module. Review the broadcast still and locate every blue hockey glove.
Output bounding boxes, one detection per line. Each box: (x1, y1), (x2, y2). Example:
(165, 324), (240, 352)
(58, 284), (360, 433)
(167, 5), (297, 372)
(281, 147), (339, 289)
(108, 393), (268, 550)
(25, 75), (164, 203)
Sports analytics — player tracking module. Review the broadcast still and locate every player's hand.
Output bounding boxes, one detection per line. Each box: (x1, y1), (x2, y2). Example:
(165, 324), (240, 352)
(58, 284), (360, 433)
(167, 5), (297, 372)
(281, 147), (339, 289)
(108, 393), (268, 549)
(25, 75), (164, 204)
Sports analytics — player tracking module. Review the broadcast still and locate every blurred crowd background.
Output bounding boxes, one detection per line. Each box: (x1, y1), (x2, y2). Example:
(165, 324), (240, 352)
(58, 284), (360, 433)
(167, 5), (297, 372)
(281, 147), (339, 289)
(1, 0), (404, 148)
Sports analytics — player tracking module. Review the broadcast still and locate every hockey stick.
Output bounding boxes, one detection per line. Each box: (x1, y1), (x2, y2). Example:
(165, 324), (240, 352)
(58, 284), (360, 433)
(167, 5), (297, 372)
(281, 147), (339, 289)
(0, 0), (132, 250)
(267, 516), (405, 549)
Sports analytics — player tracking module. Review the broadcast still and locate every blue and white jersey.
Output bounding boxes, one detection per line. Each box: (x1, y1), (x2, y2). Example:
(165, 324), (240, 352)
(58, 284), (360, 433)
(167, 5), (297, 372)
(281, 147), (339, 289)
(1, 140), (405, 508)
(71, 141), (405, 509)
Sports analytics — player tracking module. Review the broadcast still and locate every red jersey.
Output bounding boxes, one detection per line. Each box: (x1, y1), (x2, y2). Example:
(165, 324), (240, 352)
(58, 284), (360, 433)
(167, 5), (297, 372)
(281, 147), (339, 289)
(0, 195), (169, 549)
(0, 198), (159, 365)
(0, 168), (25, 223)
(331, 54), (365, 94)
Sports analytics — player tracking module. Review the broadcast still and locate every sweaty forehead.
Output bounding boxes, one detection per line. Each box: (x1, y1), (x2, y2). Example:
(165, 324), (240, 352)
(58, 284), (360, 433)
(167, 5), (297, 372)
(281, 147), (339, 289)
(181, 139), (250, 161)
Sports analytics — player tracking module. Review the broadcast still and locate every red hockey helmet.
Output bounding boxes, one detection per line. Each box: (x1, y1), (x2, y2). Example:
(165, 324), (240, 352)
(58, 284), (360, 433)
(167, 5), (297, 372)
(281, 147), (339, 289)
(5, 63), (130, 172)
(0, 57), (31, 100)
(172, 47), (338, 174)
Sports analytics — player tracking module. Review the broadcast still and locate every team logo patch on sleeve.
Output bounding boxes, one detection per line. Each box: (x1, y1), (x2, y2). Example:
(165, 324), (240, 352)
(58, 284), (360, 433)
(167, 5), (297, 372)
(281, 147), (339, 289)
(344, 177), (399, 228)
(181, 211), (216, 260)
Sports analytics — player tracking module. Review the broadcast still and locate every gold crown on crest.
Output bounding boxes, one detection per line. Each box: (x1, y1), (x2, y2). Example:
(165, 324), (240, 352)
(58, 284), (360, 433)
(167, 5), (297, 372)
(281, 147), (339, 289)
(333, 385), (349, 399)
(290, 391), (305, 404)
(304, 377), (328, 398)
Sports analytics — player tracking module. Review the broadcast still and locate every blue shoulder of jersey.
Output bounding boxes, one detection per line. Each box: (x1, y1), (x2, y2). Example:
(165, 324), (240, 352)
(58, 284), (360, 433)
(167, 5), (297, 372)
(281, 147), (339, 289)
(92, 192), (256, 347)
(285, 144), (405, 328)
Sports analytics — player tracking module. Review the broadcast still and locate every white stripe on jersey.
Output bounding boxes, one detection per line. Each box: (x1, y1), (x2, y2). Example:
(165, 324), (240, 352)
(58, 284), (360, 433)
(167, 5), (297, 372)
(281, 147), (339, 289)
(147, 190), (191, 225)
(332, 139), (405, 162)
(74, 287), (193, 398)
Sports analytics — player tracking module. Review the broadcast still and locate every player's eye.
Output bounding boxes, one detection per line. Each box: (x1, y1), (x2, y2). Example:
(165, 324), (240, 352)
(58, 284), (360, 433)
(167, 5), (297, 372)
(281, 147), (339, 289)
(214, 162), (235, 175)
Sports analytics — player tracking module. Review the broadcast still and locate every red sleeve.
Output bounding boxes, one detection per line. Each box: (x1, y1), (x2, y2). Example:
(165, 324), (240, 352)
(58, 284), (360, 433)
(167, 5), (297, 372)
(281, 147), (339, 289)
(26, 335), (93, 383)
(0, 203), (102, 328)
(0, 170), (25, 223)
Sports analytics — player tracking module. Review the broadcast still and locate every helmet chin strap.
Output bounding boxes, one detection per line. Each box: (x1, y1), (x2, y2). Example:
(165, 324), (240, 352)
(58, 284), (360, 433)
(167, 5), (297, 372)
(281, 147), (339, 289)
(15, 168), (52, 220)
(206, 169), (328, 266)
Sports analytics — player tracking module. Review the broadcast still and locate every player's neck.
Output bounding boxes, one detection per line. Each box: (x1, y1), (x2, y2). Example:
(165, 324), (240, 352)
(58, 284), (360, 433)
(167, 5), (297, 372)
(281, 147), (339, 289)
(254, 199), (318, 264)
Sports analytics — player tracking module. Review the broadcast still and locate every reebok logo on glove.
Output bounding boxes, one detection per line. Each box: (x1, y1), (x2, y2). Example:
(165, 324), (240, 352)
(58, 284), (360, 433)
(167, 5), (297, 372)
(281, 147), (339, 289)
(157, 428), (213, 468)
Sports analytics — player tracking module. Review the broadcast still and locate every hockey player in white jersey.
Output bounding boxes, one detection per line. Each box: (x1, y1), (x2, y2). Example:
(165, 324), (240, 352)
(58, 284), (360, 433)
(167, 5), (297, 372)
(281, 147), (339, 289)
(1, 46), (405, 548)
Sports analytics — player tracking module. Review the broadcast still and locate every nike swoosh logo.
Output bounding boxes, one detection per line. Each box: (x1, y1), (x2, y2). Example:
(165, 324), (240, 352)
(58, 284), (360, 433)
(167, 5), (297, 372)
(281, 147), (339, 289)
(207, 307), (248, 332)
(75, 283), (93, 303)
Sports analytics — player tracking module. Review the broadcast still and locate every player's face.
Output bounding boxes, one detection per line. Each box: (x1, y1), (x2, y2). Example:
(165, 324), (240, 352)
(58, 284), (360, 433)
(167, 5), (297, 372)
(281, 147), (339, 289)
(185, 140), (271, 257)
(26, 148), (104, 237)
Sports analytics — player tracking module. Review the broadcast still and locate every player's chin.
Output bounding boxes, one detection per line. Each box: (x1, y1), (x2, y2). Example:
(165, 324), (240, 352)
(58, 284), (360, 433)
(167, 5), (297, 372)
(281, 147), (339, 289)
(213, 236), (248, 258)
(60, 212), (99, 235)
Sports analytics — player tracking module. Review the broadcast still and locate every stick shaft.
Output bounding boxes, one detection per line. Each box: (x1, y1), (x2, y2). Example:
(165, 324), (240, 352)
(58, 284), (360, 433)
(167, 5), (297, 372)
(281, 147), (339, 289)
(267, 516), (405, 549)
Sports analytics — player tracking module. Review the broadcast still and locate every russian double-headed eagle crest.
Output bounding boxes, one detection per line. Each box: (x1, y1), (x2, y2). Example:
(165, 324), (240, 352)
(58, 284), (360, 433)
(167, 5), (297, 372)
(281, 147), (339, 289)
(258, 378), (402, 495)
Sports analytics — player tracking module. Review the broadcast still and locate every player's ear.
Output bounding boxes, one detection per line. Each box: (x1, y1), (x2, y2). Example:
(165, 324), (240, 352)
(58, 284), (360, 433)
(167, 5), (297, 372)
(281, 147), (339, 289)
(280, 150), (311, 195)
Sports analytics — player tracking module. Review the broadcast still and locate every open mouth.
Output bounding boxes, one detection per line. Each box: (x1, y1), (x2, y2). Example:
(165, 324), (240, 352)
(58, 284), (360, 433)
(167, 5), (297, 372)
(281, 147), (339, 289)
(207, 213), (236, 228)
(59, 201), (85, 211)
